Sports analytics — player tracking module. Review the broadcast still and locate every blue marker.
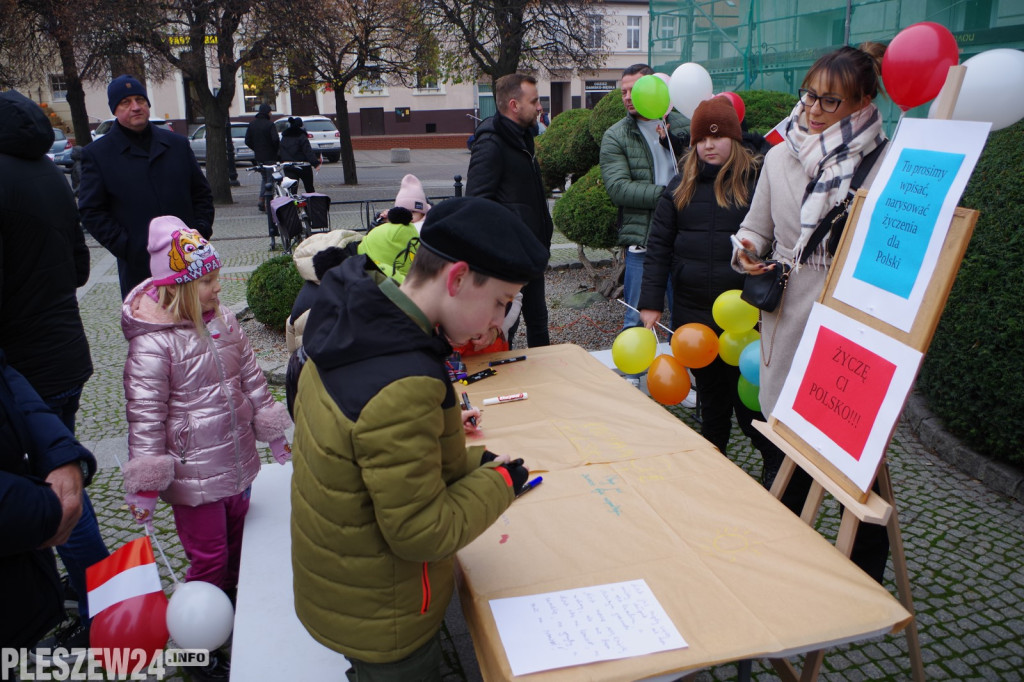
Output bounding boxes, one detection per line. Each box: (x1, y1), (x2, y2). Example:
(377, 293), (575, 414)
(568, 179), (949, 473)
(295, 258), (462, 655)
(517, 476), (543, 498)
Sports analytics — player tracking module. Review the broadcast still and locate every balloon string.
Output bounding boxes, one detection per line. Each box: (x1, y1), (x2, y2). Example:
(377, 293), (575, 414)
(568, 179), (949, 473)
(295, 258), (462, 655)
(662, 114), (676, 160)
(112, 451), (181, 586)
(615, 298), (674, 338)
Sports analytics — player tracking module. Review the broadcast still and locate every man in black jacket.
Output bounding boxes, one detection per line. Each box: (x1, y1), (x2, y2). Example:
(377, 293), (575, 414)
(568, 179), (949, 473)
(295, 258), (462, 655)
(466, 73), (552, 347)
(245, 102), (279, 213)
(79, 75), (214, 298)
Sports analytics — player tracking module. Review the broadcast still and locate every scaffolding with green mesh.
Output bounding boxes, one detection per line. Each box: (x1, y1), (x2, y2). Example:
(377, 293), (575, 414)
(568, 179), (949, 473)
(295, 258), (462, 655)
(647, 0), (1024, 127)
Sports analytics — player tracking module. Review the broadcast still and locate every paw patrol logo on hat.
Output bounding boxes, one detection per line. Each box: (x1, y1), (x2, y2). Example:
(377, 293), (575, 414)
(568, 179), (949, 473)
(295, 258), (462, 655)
(166, 229), (222, 284)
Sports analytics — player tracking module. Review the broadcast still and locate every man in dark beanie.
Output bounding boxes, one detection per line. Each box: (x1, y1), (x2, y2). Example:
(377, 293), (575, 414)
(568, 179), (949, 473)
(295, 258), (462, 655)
(245, 103), (279, 216)
(291, 196), (546, 679)
(79, 74), (214, 298)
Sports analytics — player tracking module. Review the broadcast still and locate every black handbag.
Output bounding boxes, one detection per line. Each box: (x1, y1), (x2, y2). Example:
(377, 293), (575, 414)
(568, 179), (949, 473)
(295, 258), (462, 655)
(741, 260), (792, 312)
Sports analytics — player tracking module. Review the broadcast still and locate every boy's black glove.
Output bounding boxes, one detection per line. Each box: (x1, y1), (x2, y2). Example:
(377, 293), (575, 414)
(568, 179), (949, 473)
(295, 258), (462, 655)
(496, 458), (529, 495)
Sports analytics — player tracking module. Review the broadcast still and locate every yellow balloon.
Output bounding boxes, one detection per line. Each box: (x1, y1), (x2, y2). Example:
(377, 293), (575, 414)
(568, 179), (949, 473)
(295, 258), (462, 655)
(719, 329), (760, 366)
(712, 289), (759, 333)
(612, 327), (658, 375)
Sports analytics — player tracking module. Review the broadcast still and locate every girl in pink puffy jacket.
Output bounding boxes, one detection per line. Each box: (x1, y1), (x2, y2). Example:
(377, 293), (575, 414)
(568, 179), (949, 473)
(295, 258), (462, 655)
(120, 216), (292, 600)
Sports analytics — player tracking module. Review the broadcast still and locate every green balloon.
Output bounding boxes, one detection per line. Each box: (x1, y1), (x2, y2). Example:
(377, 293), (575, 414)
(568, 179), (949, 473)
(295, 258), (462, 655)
(737, 376), (761, 412)
(631, 75), (671, 120)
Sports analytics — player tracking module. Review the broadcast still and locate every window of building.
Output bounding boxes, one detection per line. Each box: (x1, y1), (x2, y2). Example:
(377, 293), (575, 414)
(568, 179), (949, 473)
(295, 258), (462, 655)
(49, 74), (68, 102)
(356, 66), (387, 97)
(242, 60), (277, 113)
(587, 15), (603, 49)
(657, 15), (678, 52)
(626, 16), (642, 50)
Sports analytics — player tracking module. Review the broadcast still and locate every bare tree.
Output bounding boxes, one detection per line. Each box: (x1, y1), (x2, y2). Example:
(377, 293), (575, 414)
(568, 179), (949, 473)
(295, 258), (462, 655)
(424, 0), (607, 88)
(10, 0), (158, 146)
(272, 0), (427, 185)
(126, 0), (278, 203)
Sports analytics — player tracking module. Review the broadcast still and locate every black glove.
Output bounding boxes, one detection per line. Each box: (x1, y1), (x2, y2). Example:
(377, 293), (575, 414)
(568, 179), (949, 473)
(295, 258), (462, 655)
(480, 450), (498, 465)
(497, 459), (529, 495)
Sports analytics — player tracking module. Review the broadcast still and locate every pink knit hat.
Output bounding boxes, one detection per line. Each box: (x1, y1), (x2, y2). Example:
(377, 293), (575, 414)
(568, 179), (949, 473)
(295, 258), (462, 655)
(394, 174), (430, 215)
(148, 216), (222, 287)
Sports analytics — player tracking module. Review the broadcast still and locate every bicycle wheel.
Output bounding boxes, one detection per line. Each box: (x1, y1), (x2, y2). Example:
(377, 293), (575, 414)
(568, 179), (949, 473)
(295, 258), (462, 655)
(299, 208), (312, 241)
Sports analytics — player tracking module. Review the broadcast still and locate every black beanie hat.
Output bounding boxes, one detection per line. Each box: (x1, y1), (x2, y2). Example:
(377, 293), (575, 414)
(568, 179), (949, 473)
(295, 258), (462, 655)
(689, 96), (743, 146)
(107, 75), (150, 114)
(419, 197), (548, 284)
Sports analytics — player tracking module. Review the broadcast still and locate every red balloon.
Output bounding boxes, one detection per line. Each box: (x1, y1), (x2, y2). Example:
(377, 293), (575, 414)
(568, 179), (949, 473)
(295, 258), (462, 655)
(882, 22), (959, 111)
(90, 591), (169, 674)
(671, 323), (719, 369)
(716, 91), (745, 123)
(647, 354), (692, 405)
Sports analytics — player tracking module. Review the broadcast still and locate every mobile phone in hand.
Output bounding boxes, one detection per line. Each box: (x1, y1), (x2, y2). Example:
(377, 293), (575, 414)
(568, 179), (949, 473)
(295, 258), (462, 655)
(730, 234), (764, 263)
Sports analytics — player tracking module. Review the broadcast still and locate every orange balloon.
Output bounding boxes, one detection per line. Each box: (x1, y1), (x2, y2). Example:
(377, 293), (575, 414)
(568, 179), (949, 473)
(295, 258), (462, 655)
(647, 354), (692, 405)
(671, 323), (719, 368)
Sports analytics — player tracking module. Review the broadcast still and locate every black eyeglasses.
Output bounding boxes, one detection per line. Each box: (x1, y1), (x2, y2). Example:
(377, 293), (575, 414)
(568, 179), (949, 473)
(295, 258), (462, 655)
(798, 89), (844, 113)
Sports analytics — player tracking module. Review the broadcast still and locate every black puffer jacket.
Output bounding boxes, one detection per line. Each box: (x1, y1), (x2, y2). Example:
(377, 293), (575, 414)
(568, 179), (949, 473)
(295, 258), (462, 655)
(466, 112), (553, 248)
(279, 124), (319, 166)
(0, 90), (93, 397)
(638, 161), (758, 330)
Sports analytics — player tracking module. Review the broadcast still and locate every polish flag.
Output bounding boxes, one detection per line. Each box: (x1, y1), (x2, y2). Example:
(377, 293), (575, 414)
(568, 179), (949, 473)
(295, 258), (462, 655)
(765, 119), (787, 146)
(86, 536), (163, 616)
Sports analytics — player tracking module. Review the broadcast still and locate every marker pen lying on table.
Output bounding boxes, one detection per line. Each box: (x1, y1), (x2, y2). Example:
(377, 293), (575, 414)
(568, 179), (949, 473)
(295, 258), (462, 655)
(488, 355), (527, 367)
(481, 392), (528, 406)
(460, 391), (477, 427)
(517, 476), (543, 498)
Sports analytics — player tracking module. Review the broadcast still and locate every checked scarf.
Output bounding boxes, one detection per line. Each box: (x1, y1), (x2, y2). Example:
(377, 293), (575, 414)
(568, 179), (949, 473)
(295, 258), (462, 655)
(779, 100), (886, 265)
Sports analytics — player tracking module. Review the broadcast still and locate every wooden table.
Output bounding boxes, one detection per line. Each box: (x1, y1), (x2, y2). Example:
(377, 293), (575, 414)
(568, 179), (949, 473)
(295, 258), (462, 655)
(456, 344), (911, 681)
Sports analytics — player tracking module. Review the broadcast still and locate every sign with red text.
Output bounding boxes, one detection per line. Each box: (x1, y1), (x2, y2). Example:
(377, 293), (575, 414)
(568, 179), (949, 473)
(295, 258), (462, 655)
(772, 304), (922, 492)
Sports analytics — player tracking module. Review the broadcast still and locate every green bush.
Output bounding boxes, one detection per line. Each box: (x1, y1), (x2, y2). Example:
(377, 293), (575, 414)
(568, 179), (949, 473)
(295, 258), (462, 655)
(588, 89), (627, 145)
(740, 90), (798, 134)
(552, 165), (618, 249)
(245, 254), (304, 331)
(535, 108), (599, 194)
(916, 120), (1024, 465)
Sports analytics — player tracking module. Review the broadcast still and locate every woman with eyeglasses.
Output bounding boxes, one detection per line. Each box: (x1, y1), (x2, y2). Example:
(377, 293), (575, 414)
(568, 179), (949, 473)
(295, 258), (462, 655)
(730, 43), (891, 583)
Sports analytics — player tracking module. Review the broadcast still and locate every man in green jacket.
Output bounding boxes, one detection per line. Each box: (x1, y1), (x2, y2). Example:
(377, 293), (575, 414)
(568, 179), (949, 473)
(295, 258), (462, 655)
(291, 196), (547, 680)
(600, 64), (689, 330)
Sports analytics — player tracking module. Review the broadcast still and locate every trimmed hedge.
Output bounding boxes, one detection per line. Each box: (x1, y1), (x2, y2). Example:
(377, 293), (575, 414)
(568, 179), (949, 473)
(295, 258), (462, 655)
(916, 120), (1024, 465)
(552, 165), (618, 249)
(589, 89), (628, 145)
(740, 90), (798, 135)
(245, 254), (304, 331)
(535, 108), (599, 193)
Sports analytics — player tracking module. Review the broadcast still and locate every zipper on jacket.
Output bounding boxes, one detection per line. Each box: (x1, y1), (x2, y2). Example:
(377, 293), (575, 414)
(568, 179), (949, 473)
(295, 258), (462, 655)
(420, 562), (431, 614)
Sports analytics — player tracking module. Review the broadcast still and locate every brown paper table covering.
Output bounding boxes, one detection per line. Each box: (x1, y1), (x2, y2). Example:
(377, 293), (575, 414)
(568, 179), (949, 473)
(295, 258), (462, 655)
(457, 344), (911, 681)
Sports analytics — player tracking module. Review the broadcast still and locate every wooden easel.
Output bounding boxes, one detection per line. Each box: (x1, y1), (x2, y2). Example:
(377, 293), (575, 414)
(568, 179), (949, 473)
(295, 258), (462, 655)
(754, 66), (981, 682)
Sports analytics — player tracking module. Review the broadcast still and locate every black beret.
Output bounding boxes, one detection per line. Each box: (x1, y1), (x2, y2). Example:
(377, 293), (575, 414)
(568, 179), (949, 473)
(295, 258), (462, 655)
(419, 197), (548, 284)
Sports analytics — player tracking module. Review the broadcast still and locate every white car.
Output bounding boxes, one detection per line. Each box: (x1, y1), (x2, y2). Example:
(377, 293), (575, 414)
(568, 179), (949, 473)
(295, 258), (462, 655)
(274, 115), (340, 163)
(91, 118), (173, 141)
(189, 123), (255, 164)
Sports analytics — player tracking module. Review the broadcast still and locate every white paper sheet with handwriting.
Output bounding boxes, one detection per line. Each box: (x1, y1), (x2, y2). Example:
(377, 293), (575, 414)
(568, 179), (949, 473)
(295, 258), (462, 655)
(489, 579), (687, 676)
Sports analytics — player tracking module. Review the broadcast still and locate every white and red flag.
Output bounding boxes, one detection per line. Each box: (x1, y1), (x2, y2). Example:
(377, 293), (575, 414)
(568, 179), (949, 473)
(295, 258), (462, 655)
(764, 119), (787, 146)
(86, 536), (163, 616)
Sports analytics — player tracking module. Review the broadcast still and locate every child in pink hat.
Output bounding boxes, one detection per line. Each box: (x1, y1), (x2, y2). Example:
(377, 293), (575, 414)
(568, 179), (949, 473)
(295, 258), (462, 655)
(120, 217), (292, 627)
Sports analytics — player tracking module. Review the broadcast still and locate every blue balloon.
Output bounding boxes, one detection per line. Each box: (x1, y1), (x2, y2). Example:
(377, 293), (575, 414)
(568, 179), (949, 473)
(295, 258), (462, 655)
(738, 340), (761, 386)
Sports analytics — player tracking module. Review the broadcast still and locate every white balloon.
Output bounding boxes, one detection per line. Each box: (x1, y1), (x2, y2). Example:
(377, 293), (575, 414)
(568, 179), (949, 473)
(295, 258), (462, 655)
(669, 63), (714, 118)
(166, 581), (235, 650)
(928, 49), (1024, 131)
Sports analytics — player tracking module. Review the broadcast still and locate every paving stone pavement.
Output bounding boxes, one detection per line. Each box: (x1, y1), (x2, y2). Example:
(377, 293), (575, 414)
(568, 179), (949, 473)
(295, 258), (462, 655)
(60, 150), (1023, 681)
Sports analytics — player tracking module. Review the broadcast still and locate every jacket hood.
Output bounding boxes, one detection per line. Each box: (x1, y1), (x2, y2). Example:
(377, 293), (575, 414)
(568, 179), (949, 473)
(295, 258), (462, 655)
(256, 103), (272, 118)
(0, 90), (56, 160)
(292, 230), (364, 283)
(475, 112), (533, 152)
(121, 279), (197, 340)
(303, 256), (448, 372)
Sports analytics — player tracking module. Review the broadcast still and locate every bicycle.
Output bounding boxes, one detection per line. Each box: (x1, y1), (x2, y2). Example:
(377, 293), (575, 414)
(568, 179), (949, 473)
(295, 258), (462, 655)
(248, 162), (325, 253)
